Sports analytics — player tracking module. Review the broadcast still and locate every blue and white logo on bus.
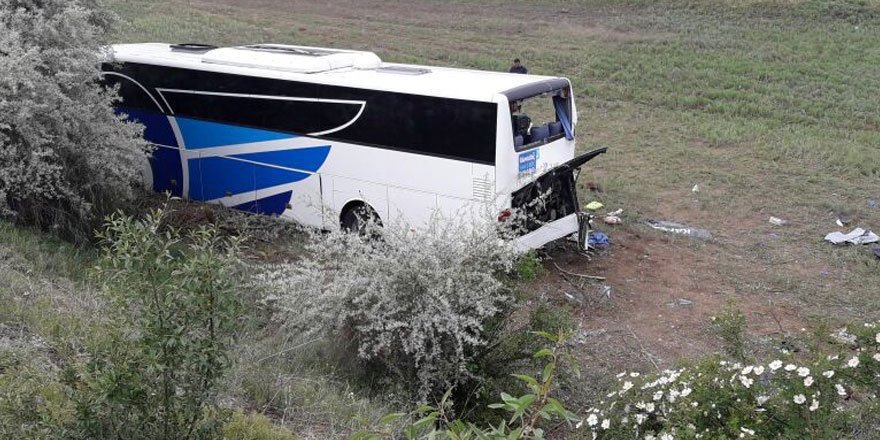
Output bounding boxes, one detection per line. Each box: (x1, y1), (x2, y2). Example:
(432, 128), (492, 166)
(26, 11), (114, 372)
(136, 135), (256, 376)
(518, 149), (539, 175)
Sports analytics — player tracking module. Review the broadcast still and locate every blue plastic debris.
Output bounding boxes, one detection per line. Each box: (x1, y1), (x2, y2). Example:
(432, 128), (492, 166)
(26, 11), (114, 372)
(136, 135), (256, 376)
(588, 230), (610, 248)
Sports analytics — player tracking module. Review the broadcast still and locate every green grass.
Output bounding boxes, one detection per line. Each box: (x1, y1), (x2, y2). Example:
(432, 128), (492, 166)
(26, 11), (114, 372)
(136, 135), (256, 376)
(4, 0), (880, 436)
(105, 0), (880, 320)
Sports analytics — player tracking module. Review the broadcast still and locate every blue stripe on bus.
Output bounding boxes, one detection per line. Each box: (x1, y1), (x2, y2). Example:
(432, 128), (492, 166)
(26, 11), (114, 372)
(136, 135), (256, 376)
(188, 156), (312, 201)
(230, 145), (331, 173)
(234, 190), (293, 215)
(116, 107), (183, 196)
(175, 117), (297, 149)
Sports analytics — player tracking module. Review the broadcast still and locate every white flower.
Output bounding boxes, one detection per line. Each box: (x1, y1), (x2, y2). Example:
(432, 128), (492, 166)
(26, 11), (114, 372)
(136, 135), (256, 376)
(809, 399), (819, 411)
(660, 433), (674, 440)
(847, 356), (860, 368)
(645, 402), (655, 413)
(756, 395), (769, 405)
(753, 366), (765, 375)
(804, 376), (814, 387)
(601, 419), (610, 429)
(631, 372), (641, 377)
(836, 383), (847, 396)
(653, 391), (664, 401)
(740, 427), (755, 435)
(822, 370), (835, 378)
(635, 413), (647, 425)
(873, 353), (880, 362)
(622, 381), (634, 392)
(876, 332), (880, 344)
(739, 375), (754, 388)
(793, 394), (806, 404)
(645, 436), (656, 440)
(769, 360), (783, 371)
(575, 420), (584, 429)
(742, 366), (754, 375)
(617, 372), (627, 378)
(587, 413), (598, 426)
(828, 354), (840, 360)
(691, 401), (698, 407)
(784, 363), (797, 372)
(681, 387), (692, 397)
(797, 367), (810, 377)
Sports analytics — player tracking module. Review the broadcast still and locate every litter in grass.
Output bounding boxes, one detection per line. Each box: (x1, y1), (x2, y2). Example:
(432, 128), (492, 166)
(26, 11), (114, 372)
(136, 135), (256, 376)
(868, 199), (878, 209)
(769, 216), (787, 226)
(585, 201), (604, 211)
(874, 248), (880, 259)
(692, 184), (700, 193)
(824, 228), (879, 245)
(603, 215), (622, 225)
(669, 298), (694, 307)
(588, 230), (610, 248)
(647, 220), (712, 240)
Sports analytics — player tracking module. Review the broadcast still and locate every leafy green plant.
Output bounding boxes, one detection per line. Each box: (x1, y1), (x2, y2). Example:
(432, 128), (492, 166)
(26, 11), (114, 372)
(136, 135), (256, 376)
(222, 410), (294, 440)
(711, 301), (748, 361)
(514, 250), (544, 281)
(64, 207), (244, 440)
(351, 331), (579, 440)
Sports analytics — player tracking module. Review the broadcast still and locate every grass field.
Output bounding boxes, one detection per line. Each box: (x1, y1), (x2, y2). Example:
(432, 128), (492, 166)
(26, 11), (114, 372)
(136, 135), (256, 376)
(105, 0), (880, 349)
(3, 0), (880, 437)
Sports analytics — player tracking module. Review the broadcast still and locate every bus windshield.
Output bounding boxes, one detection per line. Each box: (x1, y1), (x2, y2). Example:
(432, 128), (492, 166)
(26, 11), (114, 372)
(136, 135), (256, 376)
(510, 88), (573, 151)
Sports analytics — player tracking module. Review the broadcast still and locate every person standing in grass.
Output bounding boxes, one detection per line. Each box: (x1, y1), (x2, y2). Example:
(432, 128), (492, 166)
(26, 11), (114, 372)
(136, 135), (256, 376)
(509, 58), (528, 74)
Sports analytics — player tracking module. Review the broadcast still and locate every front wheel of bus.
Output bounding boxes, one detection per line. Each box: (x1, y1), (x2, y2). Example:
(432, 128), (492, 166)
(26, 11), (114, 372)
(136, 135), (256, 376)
(340, 203), (381, 235)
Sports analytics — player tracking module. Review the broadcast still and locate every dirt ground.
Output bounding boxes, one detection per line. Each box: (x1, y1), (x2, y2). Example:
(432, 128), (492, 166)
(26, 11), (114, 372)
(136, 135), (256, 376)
(536, 224), (808, 375)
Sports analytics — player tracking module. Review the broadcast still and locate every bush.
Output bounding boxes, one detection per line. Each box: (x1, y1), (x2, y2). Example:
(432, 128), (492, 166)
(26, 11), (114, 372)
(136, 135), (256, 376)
(222, 411), (294, 440)
(352, 331), (579, 440)
(0, 0), (148, 241)
(64, 207), (245, 440)
(711, 301), (747, 361)
(582, 321), (880, 440)
(262, 212), (522, 402)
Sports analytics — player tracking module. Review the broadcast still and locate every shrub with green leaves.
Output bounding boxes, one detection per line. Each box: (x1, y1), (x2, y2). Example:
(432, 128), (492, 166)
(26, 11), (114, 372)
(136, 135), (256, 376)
(352, 331), (579, 440)
(582, 321), (880, 440)
(65, 208), (244, 440)
(262, 213), (522, 402)
(0, 0), (148, 241)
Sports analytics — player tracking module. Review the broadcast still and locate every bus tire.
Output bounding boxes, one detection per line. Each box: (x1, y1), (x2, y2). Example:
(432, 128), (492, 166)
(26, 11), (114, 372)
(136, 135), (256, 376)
(340, 202), (381, 234)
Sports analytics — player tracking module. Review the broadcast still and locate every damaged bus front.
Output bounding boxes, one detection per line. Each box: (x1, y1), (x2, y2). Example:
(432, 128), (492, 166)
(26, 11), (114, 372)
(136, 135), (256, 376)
(495, 78), (607, 249)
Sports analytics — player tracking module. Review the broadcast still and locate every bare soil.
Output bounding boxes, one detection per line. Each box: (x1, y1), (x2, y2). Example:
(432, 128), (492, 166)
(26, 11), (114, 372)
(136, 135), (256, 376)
(535, 225), (808, 374)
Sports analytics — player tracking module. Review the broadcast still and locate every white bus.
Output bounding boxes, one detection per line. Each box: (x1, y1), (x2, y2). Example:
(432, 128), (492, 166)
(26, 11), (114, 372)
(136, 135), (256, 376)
(102, 43), (606, 248)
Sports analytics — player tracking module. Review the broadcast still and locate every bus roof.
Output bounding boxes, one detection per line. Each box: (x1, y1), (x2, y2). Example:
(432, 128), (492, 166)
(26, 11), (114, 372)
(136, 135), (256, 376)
(108, 43), (570, 102)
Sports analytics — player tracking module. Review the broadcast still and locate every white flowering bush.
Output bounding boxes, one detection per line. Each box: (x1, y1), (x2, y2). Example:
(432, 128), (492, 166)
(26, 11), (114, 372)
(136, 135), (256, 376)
(262, 212), (523, 401)
(583, 321), (880, 439)
(0, 0), (148, 240)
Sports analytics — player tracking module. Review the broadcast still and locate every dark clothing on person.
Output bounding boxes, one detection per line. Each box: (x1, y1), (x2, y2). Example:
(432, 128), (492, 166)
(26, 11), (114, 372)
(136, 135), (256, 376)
(509, 64), (528, 74)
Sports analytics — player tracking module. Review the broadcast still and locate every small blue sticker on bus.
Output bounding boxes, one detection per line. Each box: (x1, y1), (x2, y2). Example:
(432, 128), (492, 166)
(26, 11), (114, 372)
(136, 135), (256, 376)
(519, 150), (538, 174)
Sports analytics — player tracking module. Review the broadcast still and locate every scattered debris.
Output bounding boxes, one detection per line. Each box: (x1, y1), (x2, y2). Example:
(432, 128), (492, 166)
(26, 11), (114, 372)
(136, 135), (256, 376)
(835, 212), (852, 227)
(874, 248), (880, 259)
(588, 230), (610, 248)
(600, 284), (613, 300)
(824, 228), (879, 245)
(769, 216), (787, 226)
(585, 201), (604, 211)
(868, 199), (878, 209)
(603, 215), (622, 225)
(691, 184), (700, 193)
(669, 298), (694, 307)
(647, 220), (712, 240)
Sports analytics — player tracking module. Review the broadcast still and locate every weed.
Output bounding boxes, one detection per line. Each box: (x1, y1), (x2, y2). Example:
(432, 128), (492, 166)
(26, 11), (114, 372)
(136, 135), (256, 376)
(712, 301), (748, 361)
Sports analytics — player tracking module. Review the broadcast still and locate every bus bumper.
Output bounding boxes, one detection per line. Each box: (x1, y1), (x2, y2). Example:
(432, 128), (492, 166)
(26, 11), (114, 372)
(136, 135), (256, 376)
(513, 211), (591, 250)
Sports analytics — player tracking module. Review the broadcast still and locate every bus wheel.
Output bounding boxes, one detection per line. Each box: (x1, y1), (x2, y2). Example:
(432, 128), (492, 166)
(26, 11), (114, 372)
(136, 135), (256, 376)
(340, 203), (381, 234)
